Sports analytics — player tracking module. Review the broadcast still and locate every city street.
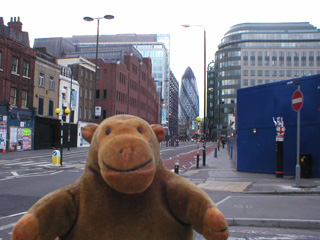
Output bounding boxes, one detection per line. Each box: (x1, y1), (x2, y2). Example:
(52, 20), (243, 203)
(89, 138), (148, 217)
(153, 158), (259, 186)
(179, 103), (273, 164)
(1, 142), (320, 240)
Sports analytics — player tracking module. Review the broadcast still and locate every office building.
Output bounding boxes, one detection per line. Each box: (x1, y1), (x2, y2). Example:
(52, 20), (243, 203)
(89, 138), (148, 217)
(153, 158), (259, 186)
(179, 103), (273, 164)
(213, 22), (320, 138)
(178, 67), (199, 140)
(168, 70), (179, 139)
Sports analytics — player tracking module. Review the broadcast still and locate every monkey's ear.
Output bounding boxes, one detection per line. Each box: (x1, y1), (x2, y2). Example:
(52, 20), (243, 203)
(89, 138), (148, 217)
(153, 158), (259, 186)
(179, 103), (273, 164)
(151, 124), (166, 142)
(82, 124), (99, 143)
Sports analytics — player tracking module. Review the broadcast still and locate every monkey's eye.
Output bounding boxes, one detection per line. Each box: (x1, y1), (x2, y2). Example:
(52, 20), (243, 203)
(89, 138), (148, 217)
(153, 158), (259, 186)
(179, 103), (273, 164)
(105, 128), (111, 135)
(137, 127), (143, 134)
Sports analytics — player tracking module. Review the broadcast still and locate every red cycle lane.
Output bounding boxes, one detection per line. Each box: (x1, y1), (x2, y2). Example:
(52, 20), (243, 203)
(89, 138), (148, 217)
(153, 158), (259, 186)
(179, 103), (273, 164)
(163, 145), (216, 171)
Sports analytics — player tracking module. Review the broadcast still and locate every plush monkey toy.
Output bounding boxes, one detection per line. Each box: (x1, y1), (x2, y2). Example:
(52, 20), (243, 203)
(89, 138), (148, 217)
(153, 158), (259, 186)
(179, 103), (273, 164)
(12, 115), (228, 240)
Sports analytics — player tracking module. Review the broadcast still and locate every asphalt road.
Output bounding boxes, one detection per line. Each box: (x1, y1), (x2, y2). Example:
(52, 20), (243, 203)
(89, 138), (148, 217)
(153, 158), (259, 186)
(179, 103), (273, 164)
(1, 143), (319, 240)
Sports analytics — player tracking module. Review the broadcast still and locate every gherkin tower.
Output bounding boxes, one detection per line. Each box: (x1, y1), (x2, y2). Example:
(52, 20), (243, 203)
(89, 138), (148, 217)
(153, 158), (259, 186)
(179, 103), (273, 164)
(178, 67), (199, 122)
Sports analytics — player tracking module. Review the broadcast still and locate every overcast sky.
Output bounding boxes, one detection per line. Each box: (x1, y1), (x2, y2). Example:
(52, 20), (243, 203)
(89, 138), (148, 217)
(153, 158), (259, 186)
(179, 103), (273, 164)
(2, 0), (320, 117)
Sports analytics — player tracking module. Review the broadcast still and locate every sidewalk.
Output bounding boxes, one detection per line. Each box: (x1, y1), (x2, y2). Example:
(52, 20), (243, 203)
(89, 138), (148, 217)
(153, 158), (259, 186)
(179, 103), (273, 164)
(180, 144), (320, 234)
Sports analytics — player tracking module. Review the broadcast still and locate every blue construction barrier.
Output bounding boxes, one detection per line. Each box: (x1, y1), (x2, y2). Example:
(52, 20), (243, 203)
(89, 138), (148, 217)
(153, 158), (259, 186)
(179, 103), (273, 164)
(236, 74), (320, 177)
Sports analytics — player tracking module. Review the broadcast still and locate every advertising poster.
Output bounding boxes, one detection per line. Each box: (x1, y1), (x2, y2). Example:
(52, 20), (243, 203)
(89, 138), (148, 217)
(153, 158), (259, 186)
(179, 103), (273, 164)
(9, 127), (32, 151)
(0, 115), (7, 150)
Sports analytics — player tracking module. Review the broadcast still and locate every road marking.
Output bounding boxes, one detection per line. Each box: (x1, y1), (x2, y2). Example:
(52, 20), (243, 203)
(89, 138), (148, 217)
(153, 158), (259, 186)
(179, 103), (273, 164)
(49, 170), (64, 175)
(0, 222), (16, 231)
(19, 161), (48, 166)
(216, 196), (231, 206)
(4, 161), (34, 166)
(11, 171), (19, 177)
(0, 212), (26, 220)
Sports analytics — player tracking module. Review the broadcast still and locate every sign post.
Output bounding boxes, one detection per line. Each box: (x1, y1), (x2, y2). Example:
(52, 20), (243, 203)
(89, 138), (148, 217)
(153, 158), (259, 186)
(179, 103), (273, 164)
(291, 87), (303, 187)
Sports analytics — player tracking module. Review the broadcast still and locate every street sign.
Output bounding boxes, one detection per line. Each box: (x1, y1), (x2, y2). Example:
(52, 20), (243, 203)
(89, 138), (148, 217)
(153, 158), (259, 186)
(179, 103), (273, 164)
(95, 106), (101, 117)
(292, 90), (303, 112)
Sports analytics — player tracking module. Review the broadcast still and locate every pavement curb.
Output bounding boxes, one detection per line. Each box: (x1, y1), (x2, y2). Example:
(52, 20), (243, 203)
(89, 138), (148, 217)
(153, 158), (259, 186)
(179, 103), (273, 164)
(227, 217), (320, 229)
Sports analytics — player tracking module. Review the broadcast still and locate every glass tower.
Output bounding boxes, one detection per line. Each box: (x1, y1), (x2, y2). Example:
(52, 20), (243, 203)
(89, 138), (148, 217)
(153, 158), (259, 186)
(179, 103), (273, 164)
(179, 67), (199, 122)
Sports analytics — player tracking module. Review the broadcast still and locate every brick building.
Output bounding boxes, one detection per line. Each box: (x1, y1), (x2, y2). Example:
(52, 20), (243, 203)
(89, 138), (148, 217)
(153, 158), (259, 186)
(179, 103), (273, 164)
(96, 54), (159, 124)
(0, 17), (36, 152)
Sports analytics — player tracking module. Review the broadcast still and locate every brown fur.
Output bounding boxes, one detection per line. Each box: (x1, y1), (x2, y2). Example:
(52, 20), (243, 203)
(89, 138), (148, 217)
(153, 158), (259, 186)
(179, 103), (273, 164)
(12, 115), (228, 240)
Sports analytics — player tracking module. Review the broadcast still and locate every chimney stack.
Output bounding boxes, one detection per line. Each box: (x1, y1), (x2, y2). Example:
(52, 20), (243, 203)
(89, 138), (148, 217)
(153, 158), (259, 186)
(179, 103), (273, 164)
(8, 16), (22, 32)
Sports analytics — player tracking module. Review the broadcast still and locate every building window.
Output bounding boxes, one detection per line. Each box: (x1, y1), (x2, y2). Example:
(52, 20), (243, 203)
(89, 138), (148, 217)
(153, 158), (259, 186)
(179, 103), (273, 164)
(12, 56), (19, 74)
(103, 110), (106, 119)
(243, 69), (248, 76)
(0, 51), (2, 69)
(272, 70), (277, 77)
(81, 68), (84, 78)
(49, 76), (55, 90)
(243, 79), (248, 86)
(265, 70), (270, 77)
(38, 97), (44, 115)
(286, 52), (292, 66)
(309, 51), (314, 66)
(48, 100), (54, 116)
(301, 52), (307, 66)
(294, 52), (299, 66)
(279, 52), (285, 66)
(287, 70), (292, 77)
(301, 70), (307, 76)
(79, 107), (82, 119)
(132, 64), (138, 74)
(22, 60), (30, 77)
(258, 51), (263, 66)
(264, 52), (270, 66)
(250, 70), (256, 76)
(80, 86), (82, 98)
(103, 89), (107, 99)
(10, 88), (17, 105)
(250, 79), (256, 86)
(280, 70), (285, 77)
(96, 89), (100, 99)
(317, 51), (320, 66)
(85, 88), (88, 98)
(39, 72), (45, 87)
(271, 51), (277, 66)
(90, 89), (92, 100)
(62, 87), (67, 100)
(21, 90), (28, 108)
(250, 51), (255, 66)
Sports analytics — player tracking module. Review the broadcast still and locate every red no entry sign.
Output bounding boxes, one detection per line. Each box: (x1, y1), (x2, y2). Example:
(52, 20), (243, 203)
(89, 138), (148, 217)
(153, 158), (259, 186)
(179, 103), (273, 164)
(292, 90), (303, 112)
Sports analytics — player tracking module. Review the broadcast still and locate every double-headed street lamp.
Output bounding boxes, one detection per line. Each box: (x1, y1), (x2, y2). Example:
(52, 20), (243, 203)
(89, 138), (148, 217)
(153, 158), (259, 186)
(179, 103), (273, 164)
(182, 24), (207, 165)
(55, 107), (70, 166)
(83, 14), (114, 119)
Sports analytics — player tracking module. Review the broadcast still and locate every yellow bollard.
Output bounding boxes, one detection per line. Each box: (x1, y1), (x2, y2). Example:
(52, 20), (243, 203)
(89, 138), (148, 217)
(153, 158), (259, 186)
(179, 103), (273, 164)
(52, 150), (61, 166)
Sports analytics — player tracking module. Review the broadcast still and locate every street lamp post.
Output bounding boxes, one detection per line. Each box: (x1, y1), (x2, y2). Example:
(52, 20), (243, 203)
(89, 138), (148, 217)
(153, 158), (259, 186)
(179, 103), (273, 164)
(68, 65), (74, 151)
(182, 24), (207, 166)
(84, 14), (114, 119)
(55, 107), (70, 166)
(196, 116), (201, 168)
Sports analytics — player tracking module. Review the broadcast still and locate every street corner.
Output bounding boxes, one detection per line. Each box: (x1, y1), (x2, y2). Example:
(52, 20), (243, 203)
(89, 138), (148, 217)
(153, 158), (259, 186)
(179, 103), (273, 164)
(198, 181), (252, 192)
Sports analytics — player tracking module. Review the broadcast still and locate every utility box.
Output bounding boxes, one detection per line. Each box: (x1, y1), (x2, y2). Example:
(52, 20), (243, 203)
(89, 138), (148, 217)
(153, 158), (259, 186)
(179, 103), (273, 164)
(300, 153), (312, 178)
(52, 150), (61, 166)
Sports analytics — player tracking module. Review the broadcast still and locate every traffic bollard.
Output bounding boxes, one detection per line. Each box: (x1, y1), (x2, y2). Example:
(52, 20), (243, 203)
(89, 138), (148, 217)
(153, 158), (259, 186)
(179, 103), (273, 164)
(196, 150), (200, 168)
(203, 143), (206, 166)
(214, 148), (217, 158)
(174, 160), (179, 174)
